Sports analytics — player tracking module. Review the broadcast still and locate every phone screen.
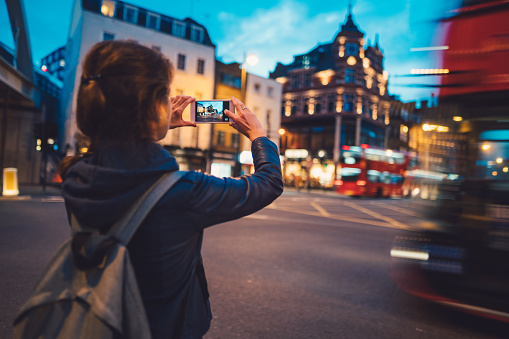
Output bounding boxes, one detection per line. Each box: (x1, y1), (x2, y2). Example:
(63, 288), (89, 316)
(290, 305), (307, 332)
(194, 100), (230, 123)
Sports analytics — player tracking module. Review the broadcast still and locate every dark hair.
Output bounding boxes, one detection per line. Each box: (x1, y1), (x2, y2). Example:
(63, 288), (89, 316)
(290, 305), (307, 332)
(59, 40), (173, 176)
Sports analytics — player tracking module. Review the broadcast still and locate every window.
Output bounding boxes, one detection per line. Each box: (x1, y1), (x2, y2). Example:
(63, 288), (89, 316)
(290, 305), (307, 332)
(177, 54), (186, 70)
(254, 83), (261, 93)
(303, 73), (311, 87)
(344, 94), (354, 112)
(147, 13), (160, 30)
(345, 42), (359, 56)
(221, 73), (241, 88)
(291, 74), (300, 89)
(216, 131), (225, 146)
(101, 0), (115, 17)
(124, 5), (138, 24)
(268, 86), (274, 97)
(327, 95), (336, 113)
(103, 32), (115, 41)
(190, 26), (204, 43)
(197, 59), (205, 75)
(173, 21), (186, 38)
(315, 102), (322, 114)
(345, 68), (355, 83)
(231, 133), (240, 148)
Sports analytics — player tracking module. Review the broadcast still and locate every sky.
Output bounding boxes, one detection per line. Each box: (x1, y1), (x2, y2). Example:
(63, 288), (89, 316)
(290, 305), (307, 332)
(1, 0), (461, 103)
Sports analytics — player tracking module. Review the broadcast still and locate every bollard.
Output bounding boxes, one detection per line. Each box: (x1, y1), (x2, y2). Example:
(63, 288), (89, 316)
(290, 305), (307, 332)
(2, 168), (19, 196)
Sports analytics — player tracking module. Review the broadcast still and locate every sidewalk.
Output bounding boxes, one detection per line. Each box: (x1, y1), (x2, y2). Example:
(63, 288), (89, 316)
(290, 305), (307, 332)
(0, 184), (62, 201)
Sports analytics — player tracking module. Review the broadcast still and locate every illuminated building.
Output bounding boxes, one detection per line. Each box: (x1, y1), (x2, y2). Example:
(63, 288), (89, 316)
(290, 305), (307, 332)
(213, 60), (282, 177)
(269, 5), (391, 188)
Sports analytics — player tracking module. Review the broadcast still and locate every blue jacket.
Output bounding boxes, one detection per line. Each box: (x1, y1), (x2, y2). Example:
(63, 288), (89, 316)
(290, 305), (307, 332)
(61, 136), (283, 338)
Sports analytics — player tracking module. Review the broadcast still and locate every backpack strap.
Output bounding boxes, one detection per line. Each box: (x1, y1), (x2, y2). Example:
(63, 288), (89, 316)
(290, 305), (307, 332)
(108, 171), (186, 244)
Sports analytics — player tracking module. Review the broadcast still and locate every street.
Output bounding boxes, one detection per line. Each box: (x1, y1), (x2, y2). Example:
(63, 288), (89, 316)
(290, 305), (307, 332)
(1, 189), (508, 338)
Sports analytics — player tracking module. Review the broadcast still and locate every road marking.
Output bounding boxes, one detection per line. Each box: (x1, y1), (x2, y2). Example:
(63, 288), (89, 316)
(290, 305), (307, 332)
(272, 206), (399, 229)
(343, 201), (410, 230)
(369, 201), (419, 216)
(42, 197), (64, 203)
(310, 201), (331, 217)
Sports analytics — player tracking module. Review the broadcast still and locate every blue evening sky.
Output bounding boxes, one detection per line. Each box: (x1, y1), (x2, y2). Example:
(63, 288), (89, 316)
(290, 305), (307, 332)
(1, 0), (461, 103)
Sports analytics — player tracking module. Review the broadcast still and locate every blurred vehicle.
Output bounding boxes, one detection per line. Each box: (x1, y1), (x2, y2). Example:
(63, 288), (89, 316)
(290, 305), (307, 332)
(334, 145), (416, 197)
(391, 0), (509, 322)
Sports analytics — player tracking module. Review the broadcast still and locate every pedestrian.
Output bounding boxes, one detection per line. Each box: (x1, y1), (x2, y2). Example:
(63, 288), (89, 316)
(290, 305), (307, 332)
(58, 40), (283, 338)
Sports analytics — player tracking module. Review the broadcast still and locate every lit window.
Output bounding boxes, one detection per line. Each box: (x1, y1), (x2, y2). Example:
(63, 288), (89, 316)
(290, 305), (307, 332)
(190, 26), (204, 43)
(101, 0), (116, 17)
(173, 21), (186, 38)
(147, 13), (160, 30)
(123, 5), (138, 24)
(177, 54), (186, 70)
(197, 59), (205, 75)
(103, 32), (115, 41)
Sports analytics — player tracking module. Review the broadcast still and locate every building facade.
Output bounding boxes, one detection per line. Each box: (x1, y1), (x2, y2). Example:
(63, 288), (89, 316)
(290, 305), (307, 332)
(212, 60), (282, 177)
(61, 0), (216, 171)
(40, 46), (66, 82)
(270, 7), (391, 188)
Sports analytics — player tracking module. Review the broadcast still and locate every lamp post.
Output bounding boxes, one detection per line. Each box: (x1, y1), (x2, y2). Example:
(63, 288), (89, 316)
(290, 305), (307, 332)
(234, 53), (258, 176)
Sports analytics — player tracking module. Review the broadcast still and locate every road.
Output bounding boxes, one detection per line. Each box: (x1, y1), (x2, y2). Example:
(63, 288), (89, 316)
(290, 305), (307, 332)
(1, 189), (508, 338)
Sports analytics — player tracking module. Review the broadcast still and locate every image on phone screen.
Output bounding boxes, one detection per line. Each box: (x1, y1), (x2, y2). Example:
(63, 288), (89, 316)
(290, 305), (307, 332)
(194, 100), (230, 123)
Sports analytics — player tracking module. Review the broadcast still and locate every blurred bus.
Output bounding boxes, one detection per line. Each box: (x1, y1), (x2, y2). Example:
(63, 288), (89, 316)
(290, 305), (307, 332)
(334, 145), (417, 198)
(391, 0), (509, 322)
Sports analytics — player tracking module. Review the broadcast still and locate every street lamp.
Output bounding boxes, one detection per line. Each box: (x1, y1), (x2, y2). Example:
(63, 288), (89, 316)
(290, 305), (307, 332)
(234, 53), (258, 176)
(240, 53), (259, 102)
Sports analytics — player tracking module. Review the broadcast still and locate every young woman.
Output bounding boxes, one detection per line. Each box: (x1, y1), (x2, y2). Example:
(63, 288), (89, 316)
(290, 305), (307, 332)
(59, 40), (283, 338)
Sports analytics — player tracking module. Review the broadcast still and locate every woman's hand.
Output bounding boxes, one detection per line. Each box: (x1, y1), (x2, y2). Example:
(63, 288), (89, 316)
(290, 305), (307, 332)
(224, 97), (267, 141)
(169, 96), (196, 129)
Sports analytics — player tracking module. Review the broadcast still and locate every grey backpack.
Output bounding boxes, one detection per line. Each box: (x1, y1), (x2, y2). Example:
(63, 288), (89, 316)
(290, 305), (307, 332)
(13, 171), (185, 339)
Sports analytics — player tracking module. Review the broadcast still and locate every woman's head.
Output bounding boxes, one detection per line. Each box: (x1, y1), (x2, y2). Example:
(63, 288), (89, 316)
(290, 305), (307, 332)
(77, 40), (173, 143)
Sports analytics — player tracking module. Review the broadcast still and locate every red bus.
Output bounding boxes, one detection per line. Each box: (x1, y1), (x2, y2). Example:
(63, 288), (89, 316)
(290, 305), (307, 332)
(334, 145), (416, 198)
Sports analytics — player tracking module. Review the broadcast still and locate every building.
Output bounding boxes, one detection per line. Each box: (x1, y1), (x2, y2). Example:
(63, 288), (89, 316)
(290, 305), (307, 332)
(387, 98), (416, 152)
(40, 46), (66, 82)
(61, 0), (216, 171)
(270, 6), (391, 188)
(212, 60), (282, 177)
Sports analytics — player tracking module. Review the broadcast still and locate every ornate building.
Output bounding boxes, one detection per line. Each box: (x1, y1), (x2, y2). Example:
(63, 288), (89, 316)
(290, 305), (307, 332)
(270, 6), (391, 188)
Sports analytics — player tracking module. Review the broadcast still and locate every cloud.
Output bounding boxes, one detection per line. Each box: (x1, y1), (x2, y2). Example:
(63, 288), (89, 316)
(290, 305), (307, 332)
(215, 0), (343, 77)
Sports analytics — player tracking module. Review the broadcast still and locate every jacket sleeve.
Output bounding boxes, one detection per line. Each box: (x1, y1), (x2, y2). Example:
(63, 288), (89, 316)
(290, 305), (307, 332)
(184, 137), (283, 230)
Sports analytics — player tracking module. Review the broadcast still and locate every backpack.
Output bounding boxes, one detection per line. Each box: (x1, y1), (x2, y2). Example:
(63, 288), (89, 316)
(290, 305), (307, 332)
(13, 171), (186, 339)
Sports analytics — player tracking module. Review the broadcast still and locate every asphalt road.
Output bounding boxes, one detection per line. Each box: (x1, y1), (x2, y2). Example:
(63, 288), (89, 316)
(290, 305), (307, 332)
(1, 189), (508, 338)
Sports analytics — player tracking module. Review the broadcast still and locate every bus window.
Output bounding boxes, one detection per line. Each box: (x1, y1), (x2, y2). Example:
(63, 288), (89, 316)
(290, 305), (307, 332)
(367, 170), (381, 183)
(340, 167), (361, 182)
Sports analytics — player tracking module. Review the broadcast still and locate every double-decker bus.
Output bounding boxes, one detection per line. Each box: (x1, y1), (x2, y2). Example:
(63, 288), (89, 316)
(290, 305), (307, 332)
(334, 145), (416, 197)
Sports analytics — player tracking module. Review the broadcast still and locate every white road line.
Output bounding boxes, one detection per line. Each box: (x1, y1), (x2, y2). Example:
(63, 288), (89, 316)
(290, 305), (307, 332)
(369, 201), (419, 216)
(273, 206), (397, 228)
(343, 201), (410, 230)
(310, 201), (331, 217)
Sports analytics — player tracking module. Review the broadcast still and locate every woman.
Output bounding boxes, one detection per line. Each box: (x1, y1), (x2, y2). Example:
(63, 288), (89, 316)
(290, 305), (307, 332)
(59, 40), (283, 338)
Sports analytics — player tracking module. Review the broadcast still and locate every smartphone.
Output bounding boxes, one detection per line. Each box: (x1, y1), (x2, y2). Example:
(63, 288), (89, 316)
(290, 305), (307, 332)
(190, 99), (234, 124)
